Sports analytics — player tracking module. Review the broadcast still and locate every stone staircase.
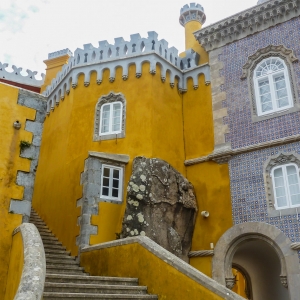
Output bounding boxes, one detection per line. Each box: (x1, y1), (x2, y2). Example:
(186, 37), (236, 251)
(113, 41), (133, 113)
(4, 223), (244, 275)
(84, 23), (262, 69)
(29, 209), (158, 299)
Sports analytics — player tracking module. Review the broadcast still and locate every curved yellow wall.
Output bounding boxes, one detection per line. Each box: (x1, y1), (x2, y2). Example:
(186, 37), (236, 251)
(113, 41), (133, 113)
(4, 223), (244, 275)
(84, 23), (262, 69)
(32, 63), (185, 255)
(81, 242), (223, 300)
(4, 231), (24, 300)
(0, 83), (35, 295)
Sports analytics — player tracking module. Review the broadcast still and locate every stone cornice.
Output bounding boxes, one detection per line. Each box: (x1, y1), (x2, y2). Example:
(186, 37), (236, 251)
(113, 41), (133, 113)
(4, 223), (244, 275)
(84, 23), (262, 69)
(185, 133), (300, 165)
(194, 0), (300, 52)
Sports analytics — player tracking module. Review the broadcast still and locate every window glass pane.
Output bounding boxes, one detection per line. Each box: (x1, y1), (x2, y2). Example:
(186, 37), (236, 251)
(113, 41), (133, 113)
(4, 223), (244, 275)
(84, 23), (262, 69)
(277, 196), (288, 207)
(288, 174), (298, 185)
(276, 186), (286, 197)
(286, 165), (297, 175)
(113, 179), (119, 188)
(102, 187), (109, 196)
(113, 169), (120, 179)
(274, 176), (284, 187)
(291, 194), (300, 206)
(103, 177), (109, 187)
(274, 168), (283, 178)
(112, 188), (119, 198)
(103, 167), (110, 177)
(289, 184), (300, 195)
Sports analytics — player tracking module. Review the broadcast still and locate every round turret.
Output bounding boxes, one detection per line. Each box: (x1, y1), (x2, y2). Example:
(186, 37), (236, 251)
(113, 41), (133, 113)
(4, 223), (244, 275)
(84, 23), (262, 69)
(179, 3), (206, 27)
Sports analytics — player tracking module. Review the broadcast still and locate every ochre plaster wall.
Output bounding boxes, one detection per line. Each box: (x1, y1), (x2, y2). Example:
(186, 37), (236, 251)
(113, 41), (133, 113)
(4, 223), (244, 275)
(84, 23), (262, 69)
(4, 231), (23, 300)
(0, 83), (34, 295)
(32, 63), (186, 254)
(80, 243), (223, 300)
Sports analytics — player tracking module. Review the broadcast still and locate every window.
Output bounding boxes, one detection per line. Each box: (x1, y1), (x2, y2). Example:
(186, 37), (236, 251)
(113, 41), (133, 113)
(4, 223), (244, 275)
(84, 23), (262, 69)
(101, 164), (123, 202)
(94, 92), (126, 141)
(271, 163), (300, 210)
(100, 102), (122, 135)
(254, 57), (293, 116)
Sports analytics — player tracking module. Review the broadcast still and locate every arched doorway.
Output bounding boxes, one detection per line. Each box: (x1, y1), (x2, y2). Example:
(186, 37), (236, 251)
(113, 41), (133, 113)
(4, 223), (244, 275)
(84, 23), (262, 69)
(212, 222), (300, 300)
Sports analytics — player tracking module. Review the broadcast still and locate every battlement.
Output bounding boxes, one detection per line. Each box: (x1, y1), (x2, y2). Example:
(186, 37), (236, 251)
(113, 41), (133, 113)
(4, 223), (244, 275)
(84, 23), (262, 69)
(48, 48), (73, 60)
(0, 62), (45, 88)
(179, 3), (206, 27)
(43, 31), (205, 100)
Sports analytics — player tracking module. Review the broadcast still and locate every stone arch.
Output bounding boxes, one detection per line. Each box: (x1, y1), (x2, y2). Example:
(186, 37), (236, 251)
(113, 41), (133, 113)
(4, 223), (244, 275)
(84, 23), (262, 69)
(212, 222), (300, 300)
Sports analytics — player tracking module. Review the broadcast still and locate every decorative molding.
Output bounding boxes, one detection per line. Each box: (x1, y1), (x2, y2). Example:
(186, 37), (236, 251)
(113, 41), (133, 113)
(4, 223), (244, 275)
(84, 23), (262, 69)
(179, 3), (206, 27)
(93, 92), (126, 142)
(280, 275), (288, 288)
(185, 133), (300, 166)
(225, 277), (236, 290)
(290, 242), (300, 250)
(241, 44), (298, 79)
(188, 250), (214, 257)
(264, 152), (300, 208)
(88, 151), (130, 164)
(0, 62), (45, 87)
(194, 0), (300, 52)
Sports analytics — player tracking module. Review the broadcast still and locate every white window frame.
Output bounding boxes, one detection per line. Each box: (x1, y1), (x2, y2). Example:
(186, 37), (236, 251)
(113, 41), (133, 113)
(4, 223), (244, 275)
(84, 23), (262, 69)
(99, 101), (123, 136)
(271, 163), (300, 210)
(100, 164), (123, 202)
(253, 57), (293, 117)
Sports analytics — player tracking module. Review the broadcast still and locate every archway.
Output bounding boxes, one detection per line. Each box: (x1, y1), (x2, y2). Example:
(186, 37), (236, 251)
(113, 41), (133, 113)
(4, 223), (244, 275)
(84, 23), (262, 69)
(212, 222), (300, 300)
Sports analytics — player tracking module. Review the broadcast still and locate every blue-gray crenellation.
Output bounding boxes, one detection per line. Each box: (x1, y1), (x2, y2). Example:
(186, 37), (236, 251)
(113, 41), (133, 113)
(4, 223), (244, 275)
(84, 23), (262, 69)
(43, 31), (211, 114)
(179, 3), (206, 26)
(0, 62), (45, 87)
(48, 48), (73, 60)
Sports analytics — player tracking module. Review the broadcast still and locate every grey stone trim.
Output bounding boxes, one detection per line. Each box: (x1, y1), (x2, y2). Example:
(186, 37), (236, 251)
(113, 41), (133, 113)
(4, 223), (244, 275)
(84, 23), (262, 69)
(210, 49), (229, 150)
(81, 236), (244, 300)
(194, 0), (300, 52)
(185, 133), (300, 166)
(9, 89), (47, 222)
(13, 223), (46, 300)
(241, 45), (300, 122)
(0, 62), (44, 87)
(179, 3), (206, 27)
(212, 222), (300, 300)
(48, 48), (73, 60)
(291, 242), (300, 249)
(76, 152), (129, 251)
(88, 151), (130, 163)
(263, 152), (300, 214)
(93, 93), (126, 141)
(188, 250), (214, 257)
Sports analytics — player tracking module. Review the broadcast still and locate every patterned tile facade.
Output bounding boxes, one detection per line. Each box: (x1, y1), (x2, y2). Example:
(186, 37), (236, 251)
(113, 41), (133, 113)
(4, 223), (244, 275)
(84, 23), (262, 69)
(230, 142), (300, 253)
(220, 17), (300, 149)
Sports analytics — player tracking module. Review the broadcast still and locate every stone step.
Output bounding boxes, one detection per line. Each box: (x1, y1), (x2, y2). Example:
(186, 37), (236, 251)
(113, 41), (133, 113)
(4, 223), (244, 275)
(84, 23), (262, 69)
(45, 274), (139, 285)
(44, 283), (148, 294)
(42, 240), (63, 246)
(43, 293), (158, 299)
(46, 268), (86, 275)
(46, 254), (76, 260)
(47, 264), (84, 271)
(46, 258), (78, 265)
(45, 249), (71, 255)
(41, 235), (60, 241)
(43, 244), (66, 251)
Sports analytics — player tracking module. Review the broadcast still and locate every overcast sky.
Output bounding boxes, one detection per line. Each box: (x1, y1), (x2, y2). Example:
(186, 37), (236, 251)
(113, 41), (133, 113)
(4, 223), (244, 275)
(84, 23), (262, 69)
(0, 0), (258, 77)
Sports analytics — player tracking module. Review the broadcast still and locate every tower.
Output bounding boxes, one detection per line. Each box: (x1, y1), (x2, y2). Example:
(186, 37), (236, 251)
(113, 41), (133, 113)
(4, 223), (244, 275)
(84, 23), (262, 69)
(179, 3), (206, 51)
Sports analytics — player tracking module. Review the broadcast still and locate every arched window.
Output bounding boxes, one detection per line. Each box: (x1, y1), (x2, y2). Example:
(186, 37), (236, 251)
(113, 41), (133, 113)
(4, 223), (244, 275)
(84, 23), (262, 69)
(271, 163), (300, 210)
(254, 57), (293, 116)
(100, 102), (122, 135)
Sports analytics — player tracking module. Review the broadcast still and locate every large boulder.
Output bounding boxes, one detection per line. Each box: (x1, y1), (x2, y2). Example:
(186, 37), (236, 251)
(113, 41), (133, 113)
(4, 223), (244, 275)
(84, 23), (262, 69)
(121, 157), (197, 262)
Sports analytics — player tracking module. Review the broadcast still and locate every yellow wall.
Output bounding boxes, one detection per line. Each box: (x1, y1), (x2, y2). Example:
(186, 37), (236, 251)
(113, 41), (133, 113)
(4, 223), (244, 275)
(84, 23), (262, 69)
(41, 55), (70, 93)
(32, 63), (186, 255)
(4, 231), (24, 300)
(81, 243), (223, 300)
(0, 83), (35, 295)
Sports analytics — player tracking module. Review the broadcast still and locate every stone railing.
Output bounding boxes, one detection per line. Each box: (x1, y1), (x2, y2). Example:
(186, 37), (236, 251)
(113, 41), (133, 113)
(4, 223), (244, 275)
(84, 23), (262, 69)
(0, 62), (45, 87)
(11, 223), (45, 300)
(42, 32), (211, 114)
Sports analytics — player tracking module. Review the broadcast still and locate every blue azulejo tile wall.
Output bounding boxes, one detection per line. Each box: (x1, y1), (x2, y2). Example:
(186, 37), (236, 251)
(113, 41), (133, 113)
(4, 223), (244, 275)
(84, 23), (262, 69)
(220, 17), (300, 149)
(229, 141), (300, 245)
